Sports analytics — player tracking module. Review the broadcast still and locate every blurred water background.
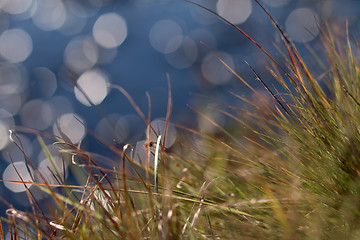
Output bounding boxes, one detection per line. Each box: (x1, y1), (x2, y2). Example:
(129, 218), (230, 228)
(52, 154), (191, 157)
(0, 0), (359, 221)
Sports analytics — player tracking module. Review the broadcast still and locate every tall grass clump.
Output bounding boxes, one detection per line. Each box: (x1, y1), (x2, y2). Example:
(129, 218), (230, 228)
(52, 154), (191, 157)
(2, 1), (360, 239)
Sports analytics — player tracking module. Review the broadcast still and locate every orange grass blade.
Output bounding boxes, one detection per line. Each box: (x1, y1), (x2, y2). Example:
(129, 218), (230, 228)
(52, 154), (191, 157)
(0, 220), (3, 240)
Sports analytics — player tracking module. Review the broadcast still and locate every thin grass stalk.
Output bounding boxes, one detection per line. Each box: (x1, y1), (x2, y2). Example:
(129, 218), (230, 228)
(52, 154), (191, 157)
(246, 61), (292, 119)
(37, 135), (63, 182)
(121, 144), (138, 238)
(146, 92), (152, 187)
(0, 220), (3, 240)
(185, 0), (288, 74)
(154, 135), (162, 194)
(163, 74), (172, 151)
(24, 183), (41, 240)
(6, 155), (52, 230)
(72, 175), (92, 231)
(201, 42), (276, 114)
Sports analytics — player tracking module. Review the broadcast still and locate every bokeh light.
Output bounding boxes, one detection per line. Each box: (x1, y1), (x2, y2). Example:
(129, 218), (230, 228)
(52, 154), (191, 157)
(133, 140), (153, 166)
(133, 118), (177, 166)
(190, 2), (219, 25)
(0, 91), (22, 116)
(0, 63), (27, 116)
(59, 7), (87, 36)
(95, 114), (144, 145)
(53, 113), (86, 144)
(197, 106), (226, 134)
(20, 99), (54, 130)
(285, 8), (319, 42)
(32, 0), (66, 31)
(165, 36), (198, 69)
(1, 0), (33, 15)
(95, 114), (121, 144)
(262, 0), (291, 7)
(0, 109), (15, 150)
(0, 63), (27, 93)
(1, 134), (32, 163)
(3, 161), (33, 193)
(67, 0), (99, 18)
(0, 29), (33, 63)
(115, 114), (143, 143)
(32, 67), (57, 98)
(147, 118), (177, 148)
(92, 13), (127, 49)
(0, 12), (9, 32)
(74, 69), (109, 106)
(37, 144), (67, 184)
(114, 116), (131, 143)
(96, 47), (117, 65)
(188, 29), (217, 57)
(0, 121), (11, 150)
(64, 37), (99, 74)
(216, 0), (252, 25)
(149, 19), (183, 54)
(201, 51), (235, 85)
(45, 97), (74, 131)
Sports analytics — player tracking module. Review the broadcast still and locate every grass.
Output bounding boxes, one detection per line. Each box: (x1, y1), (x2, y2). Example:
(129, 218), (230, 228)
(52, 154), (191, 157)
(2, 1), (360, 239)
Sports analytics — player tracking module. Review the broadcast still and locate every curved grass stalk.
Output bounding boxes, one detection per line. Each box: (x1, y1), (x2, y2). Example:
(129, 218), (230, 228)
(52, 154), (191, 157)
(154, 135), (162, 194)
